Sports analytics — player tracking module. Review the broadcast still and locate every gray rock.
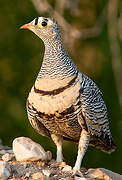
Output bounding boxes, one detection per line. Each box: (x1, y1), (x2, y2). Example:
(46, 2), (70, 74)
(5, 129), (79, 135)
(0, 150), (6, 155)
(12, 137), (52, 162)
(0, 161), (11, 180)
(74, 177), (88, 180)
(32, 172), (46, 179)
(2, 153), (14, 162)
(7, 150), (13, 154)
(87, 168), (122, 180)
(42, 169), (52, 177)
(62, 165), (72, 172)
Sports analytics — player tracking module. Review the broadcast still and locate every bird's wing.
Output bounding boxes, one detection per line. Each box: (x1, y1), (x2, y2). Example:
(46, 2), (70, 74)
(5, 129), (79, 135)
(79, 74), (115, 149)
(26, 100), (50, 137)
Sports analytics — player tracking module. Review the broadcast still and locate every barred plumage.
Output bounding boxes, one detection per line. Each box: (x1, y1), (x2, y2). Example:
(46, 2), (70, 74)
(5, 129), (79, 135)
(21, 17), (116, 171)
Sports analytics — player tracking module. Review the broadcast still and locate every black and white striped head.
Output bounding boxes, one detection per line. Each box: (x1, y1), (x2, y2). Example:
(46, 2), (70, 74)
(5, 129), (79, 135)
(20, 17), (60, 41)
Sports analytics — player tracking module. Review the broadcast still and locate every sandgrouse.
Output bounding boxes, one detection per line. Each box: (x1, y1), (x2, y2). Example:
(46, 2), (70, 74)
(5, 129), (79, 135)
(21, 17), (116, 171)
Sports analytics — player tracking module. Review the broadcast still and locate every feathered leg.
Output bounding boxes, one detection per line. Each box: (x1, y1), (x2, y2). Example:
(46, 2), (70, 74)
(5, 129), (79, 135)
(51, 134), (63, 162)
(73, 129), (90, 171)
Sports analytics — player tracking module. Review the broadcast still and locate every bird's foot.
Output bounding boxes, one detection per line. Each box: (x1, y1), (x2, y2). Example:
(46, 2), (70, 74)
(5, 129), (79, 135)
(72, 168), (84, 177)
(56, 153), (64, 162)
(56, 157), (64, 163)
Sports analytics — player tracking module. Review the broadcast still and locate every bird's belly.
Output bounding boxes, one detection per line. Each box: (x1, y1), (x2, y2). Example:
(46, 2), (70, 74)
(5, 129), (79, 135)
(37, 109), (82, 140)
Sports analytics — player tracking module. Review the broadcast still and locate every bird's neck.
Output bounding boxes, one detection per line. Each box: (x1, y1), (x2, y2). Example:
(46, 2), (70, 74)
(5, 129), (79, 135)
(37, 36), (78, 79)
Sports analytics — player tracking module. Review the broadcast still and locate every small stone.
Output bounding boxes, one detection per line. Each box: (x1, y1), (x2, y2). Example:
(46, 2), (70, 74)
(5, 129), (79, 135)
(42, 169), (51, 177)
(7, 150), (13, 154)
(23, 163), (27, 169)
(32, 172), (45, 180)
(60, 162), (67, 166)
(87, 168), (122, 180)
(59, 178), (71, 180)
(0, 161), (11, 180)
(87, 168), (105, 179)
(59, 162), (67, 170)
(62, 165), (72, 172)
(25, 172), (30, 177)
(12, 137), (50, 161)
(74, 177), (87, 180)
(2, 153), (13, 162)
(0, 150), (6, 155)
(37, 161), (45, 167)
(46, 151), (52, 161)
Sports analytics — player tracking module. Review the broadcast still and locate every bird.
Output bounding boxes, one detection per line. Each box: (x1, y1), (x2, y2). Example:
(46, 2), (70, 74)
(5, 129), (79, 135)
(20, 17), (116, 171)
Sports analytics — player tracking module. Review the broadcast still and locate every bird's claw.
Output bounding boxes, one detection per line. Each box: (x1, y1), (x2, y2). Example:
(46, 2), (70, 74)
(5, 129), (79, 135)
(72, 169), (84, 177)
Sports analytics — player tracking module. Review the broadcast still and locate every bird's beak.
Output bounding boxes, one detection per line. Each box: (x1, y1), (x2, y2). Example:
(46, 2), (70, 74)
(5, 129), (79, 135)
(20, 23), (34, 30)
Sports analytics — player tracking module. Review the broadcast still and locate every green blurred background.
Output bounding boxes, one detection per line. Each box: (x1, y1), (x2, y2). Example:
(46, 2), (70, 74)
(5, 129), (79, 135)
(0, 0), (122, 174)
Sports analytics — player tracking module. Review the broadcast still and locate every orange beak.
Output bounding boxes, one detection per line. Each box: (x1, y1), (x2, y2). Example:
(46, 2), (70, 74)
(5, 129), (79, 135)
(20, 23), (34, 30)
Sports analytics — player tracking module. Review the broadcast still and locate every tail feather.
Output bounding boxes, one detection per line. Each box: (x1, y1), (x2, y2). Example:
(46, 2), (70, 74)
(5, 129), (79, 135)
(90, 133), (116, 153)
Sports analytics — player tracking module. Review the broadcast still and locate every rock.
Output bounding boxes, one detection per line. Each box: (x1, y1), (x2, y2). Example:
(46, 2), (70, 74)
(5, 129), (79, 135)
(59, 178), (71, 180)
(60, 162), (67, 166)
(0, 161), (11, 180)
(87, 168), (122, 180)
(25, 172), (30, 178)
(12, 137), (52, 162)
(74, 177), (87, 180)
(46, 150), (52, 161)
(42, 169), (52, 177)
(0, 150), (6, 155)
(32, 172), (46, 180)
(7, 150), (13, 154)
(23, 162), (28, 169)
(62, 165), (72, 172)
(2, 153), (14, 162)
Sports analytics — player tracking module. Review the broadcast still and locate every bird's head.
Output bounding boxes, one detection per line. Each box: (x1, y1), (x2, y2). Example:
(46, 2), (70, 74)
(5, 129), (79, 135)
(20, 17), (60, 41)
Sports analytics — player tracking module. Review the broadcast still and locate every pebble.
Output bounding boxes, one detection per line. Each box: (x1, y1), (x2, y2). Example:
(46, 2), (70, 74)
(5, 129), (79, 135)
(0, 149), (13, 155)
(42, 169), (51, 177)
(7, 150), (13, 154)
(62, 165), (72, 172)
(23, 163), (27, 169)
(74, 177), (87, 180)
(0, 161), (11, 180)
(46, 150), (52, 161)
(32, 172), (45, 180)
(2, 153), (14, 162)
(59, 178), (71, 180)
(12, 137), (52, 162)
(60, 162), (67, 166)
(0, 150), (6, 155)
(25, 172), (30, 178)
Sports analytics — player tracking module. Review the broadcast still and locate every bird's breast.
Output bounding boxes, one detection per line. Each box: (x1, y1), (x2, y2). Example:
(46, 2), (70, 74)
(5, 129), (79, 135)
(28, 73), (82, 115)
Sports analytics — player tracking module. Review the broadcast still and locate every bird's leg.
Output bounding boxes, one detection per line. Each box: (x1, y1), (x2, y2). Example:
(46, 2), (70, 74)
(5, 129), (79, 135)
(73, 129), (90, 171)
(51, 134), (63, 162)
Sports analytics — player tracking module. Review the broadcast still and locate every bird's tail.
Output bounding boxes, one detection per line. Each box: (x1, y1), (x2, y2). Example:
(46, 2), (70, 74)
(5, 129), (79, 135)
(89, 133), (116, 153)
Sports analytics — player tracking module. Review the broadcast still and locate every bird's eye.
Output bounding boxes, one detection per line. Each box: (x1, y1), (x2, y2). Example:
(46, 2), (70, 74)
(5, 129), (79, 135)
(41, 21), (47, 27)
